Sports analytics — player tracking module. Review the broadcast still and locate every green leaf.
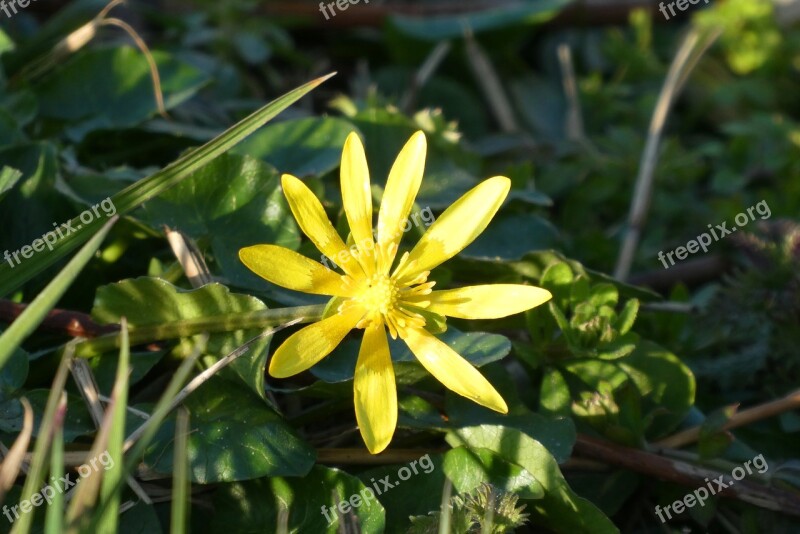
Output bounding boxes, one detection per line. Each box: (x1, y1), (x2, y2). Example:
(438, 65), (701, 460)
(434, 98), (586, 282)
(138, 153), (299, 291)
(358, 455), (445, 534)
(35, 46), (208, 139)
(443, 446), (544, 500)
(232, 116), (354, 177)
(0, 27), (13, 56)
(616, 299), (639, 335)
(588, 283), (619, 309)
(696, 404), (737, 458)
(145, 377), (315, 483)
(512, 251), (659, 302)
(92, 278), (273, 400)
(461, 213), (561, 261)
(0, 166), (22, 203)
(540, 262), (574, 310)
(539, 367), (572, 416)
(207, 465), (385, 532)
(0, 73), (334, 297)
(0, 345), (28, 400)
(349, 108), (482, 209)
(0, 390), (94, 442)
(389, 0), (571, 40)
(447, 425), (618, 534)
(596, 332), (639, 360)
(0, 142), (71, 263)
(617, 340), (696, 439)
(88, 350), (164, 393)
(118, 501), (163, 534)
(446, 364), (576, 463)
(512, 74), (568, 140)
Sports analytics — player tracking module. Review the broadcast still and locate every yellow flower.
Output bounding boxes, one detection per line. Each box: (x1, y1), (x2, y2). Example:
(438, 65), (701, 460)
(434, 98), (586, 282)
(239, 131), (552, 454)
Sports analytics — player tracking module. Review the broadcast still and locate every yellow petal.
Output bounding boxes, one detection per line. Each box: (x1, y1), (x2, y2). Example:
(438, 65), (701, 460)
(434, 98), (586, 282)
(394, 176), (510, 282)
(354, 323), (397, 454)
(239, 245), (354, 297)
(376, 131), (426, 269)
(403, 327), (507, 413)
(281, 174), (363, 279)
(269, 305), (364, 378)
(341, 133), (375, 267)
(416, 284), (552, 319)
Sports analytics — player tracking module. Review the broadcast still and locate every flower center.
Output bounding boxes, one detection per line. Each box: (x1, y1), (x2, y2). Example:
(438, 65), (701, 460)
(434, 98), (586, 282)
(359, 274), (399, 316)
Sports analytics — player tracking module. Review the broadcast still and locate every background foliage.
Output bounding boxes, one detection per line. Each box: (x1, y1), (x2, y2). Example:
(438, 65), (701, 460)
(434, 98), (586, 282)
(0, 0), (799, 532)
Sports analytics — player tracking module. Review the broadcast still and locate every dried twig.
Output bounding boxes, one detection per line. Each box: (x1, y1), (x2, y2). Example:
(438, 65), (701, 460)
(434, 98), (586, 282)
(464, 29), (519, 133)
(574, 433), (800, 517)
(655, 389), (800, 450)
(557, 43), (585, 143)
(0, 398), (33, 500)
(0, 299), (118, 338)
(614, 27), (721, 280)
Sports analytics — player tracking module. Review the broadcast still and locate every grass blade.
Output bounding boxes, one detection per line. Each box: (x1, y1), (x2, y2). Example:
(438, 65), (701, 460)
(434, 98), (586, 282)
(43, 395), (66, 534)
(170, 408), (190, 534)
(0, 216), (118, 370)
(88, 348), (201, 529)
(96, 318), (130, 533)
(11, 346), (74, 534)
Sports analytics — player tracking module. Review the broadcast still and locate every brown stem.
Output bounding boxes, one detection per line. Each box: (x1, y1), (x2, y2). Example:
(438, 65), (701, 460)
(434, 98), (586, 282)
(257, 0), (664, 28)
(655, 389), (800, 449)
(316, 448), (445, 465)
(574, 433), (800, 517)
(0, 299), (118, 338)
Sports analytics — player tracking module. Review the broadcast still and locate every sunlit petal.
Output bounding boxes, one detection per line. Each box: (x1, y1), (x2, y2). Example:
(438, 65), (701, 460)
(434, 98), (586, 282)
(354, 323), (397, 454)
(341, 133), (375, 269)
(269, 306), (364, 378)
(412, 284), (552, 319)
(403, 327), (507, 413)
(376, 131), (426, 270)
(239, 245), (353, 297)
(281, 174), (363, 279)
(394, 176), (510, 282)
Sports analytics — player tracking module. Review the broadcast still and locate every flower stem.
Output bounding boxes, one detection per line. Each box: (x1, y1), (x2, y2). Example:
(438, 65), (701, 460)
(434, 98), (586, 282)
(75, 304), (326, 357)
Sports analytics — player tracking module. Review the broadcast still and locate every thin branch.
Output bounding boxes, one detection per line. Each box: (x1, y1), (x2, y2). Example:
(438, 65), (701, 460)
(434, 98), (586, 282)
(557, 43), (585, 143)
(464, 29), (519, 133)
(164, 227), (212, 288)
(100, 17), (169, 120)
(0, 299), (118, 338)
(614, 28), (720, 280)
(0, 398), (33, 500)
(654, 389), (800, 449)
(574, 433), (800, 517)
